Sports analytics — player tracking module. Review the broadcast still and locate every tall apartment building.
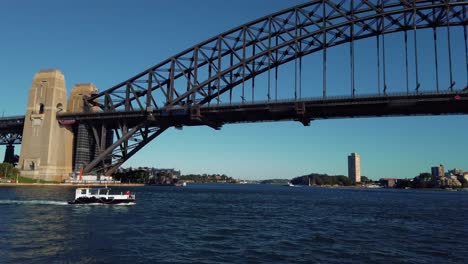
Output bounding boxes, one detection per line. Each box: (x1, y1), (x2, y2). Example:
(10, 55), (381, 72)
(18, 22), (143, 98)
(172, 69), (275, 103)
(348, 153), (361, 183)
(431, 164), (445, 178)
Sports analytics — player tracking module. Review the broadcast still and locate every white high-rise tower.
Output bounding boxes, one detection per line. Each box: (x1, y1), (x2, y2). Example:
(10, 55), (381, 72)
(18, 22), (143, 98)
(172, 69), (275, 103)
(348, 153), (361, 184)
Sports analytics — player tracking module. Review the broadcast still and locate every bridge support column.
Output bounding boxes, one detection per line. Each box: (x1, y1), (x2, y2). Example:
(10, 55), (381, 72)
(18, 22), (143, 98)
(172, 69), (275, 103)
(68, 84), (104, 174)
(18, 70), (73, 182)
(3, 144), (15, 164)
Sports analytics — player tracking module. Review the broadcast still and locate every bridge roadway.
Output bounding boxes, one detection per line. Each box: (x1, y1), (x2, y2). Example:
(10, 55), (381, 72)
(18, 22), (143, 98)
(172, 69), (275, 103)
(57, 91), (468, 129)
(2, 92), (467, 135)
(1, 91), (467, 172)
(0, 116), (24, 131)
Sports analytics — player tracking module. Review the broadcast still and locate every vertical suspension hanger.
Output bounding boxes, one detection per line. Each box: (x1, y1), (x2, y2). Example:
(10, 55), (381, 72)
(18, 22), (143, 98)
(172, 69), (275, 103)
(229, 53), (233, 104)
(464, 5), (468, 90)
(275, 34), (279, 102)
(381, 0), (387, 95)
(322, 0), (327, 98)
(404, 11), (410, 95)
(147, 70), (153, 111)
(433, 1), (440, 93)
(208, 60), (212, 106)
(193, 47), (199, 107)
(350, 0), (355, 97)
(299, 31), (303, 100)
(377, 19), (381, 95)
(242, 28), (246, 103)
(186, 67), (191, 107)
(267, 17), (272, 102)
(446, 3), (454, 91)
(413, 0), (420, 93)
(295, 10), (298, 101)
(217, 37), (222, 105)
(252, 38), (256, 103)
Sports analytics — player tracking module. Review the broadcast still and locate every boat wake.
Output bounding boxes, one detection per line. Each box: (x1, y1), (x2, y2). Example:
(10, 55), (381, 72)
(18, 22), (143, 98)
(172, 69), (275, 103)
(0, 200), (68, 205)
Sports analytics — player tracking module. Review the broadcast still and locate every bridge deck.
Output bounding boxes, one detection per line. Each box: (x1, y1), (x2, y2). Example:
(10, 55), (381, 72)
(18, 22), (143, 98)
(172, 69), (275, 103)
(2, 92), (467, 130)
(1, 92), (466, 145)
(59, 92), (468, 126)
(0, 116), (25, 132)
(57, 92), (468, 128)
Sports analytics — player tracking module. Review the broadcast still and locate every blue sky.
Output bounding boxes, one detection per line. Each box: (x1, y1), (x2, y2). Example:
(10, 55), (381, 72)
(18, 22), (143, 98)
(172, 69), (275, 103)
(1, 0), (467, 180)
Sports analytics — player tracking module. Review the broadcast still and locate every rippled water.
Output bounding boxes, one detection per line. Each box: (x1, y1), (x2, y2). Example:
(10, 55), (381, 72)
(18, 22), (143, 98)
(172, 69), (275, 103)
(0, 184), (467, 263)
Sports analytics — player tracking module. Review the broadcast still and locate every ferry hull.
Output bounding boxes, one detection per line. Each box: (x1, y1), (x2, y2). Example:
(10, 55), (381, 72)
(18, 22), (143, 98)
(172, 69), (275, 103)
(68, 197), (135, 205)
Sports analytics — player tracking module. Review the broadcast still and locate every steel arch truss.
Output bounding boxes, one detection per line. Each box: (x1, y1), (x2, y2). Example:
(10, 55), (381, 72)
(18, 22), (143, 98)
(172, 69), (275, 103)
(79, 0), (468, 175)
(88, 0), (468, 112)
(83, 119), (168, 175)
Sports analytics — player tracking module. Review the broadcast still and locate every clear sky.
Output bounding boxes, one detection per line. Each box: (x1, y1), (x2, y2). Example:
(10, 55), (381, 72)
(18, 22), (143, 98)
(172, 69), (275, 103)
(1, 0), (467, 180)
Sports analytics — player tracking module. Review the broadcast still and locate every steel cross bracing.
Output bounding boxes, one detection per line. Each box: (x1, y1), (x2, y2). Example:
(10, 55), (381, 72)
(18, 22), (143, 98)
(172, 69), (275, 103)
(0, 133), (22, 145)
(80, 121), (168, 176)
(0, 116), (24, 145)
(70, 0), (468, 175)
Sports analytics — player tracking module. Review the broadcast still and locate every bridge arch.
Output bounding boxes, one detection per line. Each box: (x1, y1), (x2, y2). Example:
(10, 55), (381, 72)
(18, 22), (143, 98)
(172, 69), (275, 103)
(88, 0), (468, 112)
(65, 0), (468, 175)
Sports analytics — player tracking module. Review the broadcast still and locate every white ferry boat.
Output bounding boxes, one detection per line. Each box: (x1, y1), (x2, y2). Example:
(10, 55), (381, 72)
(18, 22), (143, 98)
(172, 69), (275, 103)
(68, 188), (135, 205)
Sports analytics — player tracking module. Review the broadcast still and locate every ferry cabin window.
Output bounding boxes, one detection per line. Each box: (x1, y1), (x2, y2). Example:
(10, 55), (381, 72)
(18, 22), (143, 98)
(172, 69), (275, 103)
(90, 189), (98, 195)
(81, 189), (86, 195)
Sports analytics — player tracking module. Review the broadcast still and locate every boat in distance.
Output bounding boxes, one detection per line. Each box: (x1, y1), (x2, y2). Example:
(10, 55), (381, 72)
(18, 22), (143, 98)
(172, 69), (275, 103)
(286, 182), (301, 187)
(68, 187), (135, 205)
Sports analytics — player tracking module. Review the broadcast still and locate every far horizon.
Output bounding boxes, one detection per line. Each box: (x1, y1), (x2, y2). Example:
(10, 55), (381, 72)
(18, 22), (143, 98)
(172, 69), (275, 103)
(117, 160), (465, 181)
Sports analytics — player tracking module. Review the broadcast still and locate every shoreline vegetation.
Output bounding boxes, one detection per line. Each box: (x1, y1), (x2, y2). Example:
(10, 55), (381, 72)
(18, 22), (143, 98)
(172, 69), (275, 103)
(1, 162), (467, 190)
(179, 174), (237, 183)
(290, 173), (355, 186)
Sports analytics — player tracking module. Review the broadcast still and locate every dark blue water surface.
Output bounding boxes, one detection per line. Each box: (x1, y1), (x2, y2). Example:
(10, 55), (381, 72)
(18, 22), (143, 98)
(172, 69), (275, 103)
(0, 184), (467, 264)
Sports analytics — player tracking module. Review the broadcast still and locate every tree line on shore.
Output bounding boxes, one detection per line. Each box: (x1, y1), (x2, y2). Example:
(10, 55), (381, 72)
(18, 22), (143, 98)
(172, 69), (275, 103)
(114, 169), (151, 183)
(113, 168), (236, 184)
(289, 173), (374, 186)
(0, 163), (20, 178)
(179, 174), (236, 183)
(291, 173), (352, 186)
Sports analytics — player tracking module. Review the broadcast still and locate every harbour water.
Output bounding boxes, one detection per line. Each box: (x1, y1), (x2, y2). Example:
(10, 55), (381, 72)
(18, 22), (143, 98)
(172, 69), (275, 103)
(0, 184), (467, 263)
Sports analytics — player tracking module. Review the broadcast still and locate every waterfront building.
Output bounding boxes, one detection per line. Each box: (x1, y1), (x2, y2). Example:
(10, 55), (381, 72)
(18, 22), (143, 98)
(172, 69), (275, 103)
(448, 168), (463, 176)
(431, 164), (445, 178)
(148, 168), (181, 185)
(348, 153), (361, 183)
(379, 178), (397, 188)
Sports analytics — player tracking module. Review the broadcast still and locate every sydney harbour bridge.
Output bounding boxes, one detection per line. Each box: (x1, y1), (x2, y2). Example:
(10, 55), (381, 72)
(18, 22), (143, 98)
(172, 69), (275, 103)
(1, 0), (468, 179)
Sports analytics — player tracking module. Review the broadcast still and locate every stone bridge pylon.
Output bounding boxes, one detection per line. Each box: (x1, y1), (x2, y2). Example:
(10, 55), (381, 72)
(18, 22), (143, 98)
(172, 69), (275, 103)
(18, 70), (73, 181)
(18, 70), (96, 182)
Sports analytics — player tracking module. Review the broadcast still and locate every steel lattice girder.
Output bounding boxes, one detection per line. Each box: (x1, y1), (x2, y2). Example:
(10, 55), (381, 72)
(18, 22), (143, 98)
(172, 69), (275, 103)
(0, 133), (22, 145)
(0, 116), (24, 145)
(86, 0), (468, 113)
(83, 120), (168, 175)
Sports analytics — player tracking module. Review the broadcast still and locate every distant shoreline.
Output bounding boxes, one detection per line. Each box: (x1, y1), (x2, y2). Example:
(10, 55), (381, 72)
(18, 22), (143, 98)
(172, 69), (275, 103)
(0, 183), (145, 187)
